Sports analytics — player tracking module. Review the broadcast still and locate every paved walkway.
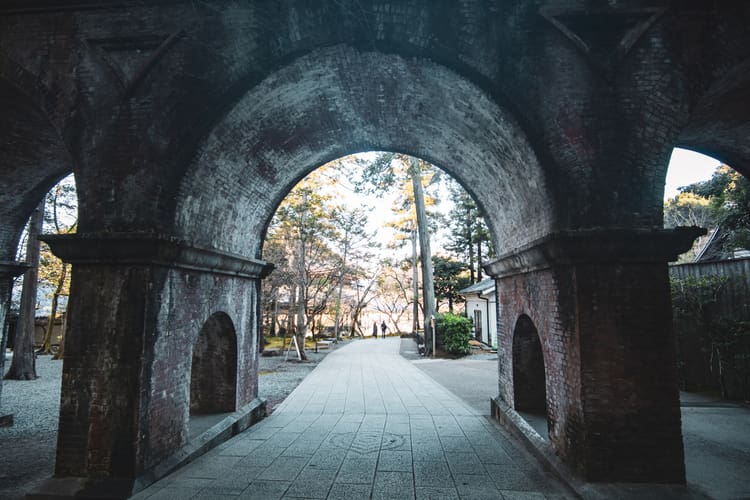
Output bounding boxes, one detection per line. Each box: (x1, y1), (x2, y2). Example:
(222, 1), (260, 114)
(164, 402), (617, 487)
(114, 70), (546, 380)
(134, 338), (571, 500)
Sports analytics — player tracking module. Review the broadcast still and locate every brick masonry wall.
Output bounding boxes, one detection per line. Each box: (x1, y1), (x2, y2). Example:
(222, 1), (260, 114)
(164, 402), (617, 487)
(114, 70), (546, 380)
(0, 0), (747, 487)
(56, 263), (260, 476)
(575, 262), (684, 482)
(177, 46), (554, 258)
(497, 261), (685, 482)
(496, 268), (583, 470)
(2, 1), (748, 259)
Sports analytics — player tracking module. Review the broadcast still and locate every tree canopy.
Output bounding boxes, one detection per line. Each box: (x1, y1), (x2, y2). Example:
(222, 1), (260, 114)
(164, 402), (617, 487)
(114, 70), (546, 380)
(671, 165), (750, 255)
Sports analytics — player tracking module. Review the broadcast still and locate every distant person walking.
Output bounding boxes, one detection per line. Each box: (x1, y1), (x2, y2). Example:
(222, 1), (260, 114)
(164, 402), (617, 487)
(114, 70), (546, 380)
(380, 321), (387, 338)
(372, 322), (378, 338)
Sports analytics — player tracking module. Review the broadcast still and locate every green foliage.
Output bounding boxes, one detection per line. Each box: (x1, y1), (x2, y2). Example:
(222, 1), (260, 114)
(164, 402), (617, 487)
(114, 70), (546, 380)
(678, 165), (750, 253)
(663, 192), (714, 229)
(432, 256), (470, 312)
(671, 275), (750, 400)
(444, 178), (493, 283)
(436, 313), (472, 356)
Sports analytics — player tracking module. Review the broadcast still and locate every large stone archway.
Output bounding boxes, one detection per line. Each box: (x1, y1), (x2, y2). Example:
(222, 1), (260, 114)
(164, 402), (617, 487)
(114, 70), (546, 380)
(0, 1), (749, 497)
(0, 71), (74, 427)
(175, 46), (555, 258)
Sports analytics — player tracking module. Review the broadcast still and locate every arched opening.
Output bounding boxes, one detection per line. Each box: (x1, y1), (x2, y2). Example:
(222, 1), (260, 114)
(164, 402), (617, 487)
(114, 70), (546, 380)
(189, 312), (238, 416)
(257, 151), (497, 406)
(1, 174), (77, 500)
(512, 315), (548, 439)
(667, 61), (750, 494)
(174, 46), (555, 260)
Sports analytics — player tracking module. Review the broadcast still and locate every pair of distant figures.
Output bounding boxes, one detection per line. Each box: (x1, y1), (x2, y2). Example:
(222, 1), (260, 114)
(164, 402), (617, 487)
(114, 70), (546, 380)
(372, 321), (387, 338)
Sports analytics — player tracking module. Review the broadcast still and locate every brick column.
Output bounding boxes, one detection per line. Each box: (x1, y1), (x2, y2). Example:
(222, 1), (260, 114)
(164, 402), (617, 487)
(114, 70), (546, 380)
(33, 233), (272, 498)
(0, 261), (30, 427)
(486, 228), (704, 483)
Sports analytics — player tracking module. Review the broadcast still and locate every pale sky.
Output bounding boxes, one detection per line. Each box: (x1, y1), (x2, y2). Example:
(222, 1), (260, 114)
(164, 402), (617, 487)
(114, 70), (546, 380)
(664, 148), (721, 200)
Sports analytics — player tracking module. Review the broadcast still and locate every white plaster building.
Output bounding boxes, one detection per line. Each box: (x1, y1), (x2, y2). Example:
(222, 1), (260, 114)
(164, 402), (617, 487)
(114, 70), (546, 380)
(459, 279), (497, 348)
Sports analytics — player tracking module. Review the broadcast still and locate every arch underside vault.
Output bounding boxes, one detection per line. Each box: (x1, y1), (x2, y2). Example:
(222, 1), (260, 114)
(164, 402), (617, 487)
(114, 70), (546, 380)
(176, 46), (555, 259)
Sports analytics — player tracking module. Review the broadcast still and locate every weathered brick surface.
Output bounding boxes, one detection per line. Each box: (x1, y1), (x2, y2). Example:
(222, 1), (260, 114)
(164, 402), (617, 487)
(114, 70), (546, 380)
(55, 261), (260, 478)
(1, 1), (747, 254)
(497, 267), (583, 469)
(0, 0), (748, 490)
(495, 244), (685, 482)
(512, 315), (547, 413)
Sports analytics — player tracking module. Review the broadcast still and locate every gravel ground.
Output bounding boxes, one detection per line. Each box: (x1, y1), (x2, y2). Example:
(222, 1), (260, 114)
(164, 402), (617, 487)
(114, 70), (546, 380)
(0, 343), (336, 500)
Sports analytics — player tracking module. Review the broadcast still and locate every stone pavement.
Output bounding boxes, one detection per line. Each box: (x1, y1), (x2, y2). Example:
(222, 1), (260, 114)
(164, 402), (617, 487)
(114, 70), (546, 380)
(133, 338), (572, 499)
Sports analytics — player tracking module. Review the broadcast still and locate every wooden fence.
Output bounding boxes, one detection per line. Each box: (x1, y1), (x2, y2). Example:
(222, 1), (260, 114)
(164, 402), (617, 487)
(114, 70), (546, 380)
(669, 258), (750, 320)
(669, 258), (750, 399)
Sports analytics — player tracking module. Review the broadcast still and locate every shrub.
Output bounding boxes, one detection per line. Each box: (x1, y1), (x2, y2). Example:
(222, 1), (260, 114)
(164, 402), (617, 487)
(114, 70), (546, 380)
(671, 274), (750, 400)
(437, 313), (472, 356)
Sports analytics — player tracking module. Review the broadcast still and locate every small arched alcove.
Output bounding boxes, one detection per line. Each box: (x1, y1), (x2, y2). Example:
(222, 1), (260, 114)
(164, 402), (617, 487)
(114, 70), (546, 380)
(190, 312), (238, 416)
(512, 314), (548, 438)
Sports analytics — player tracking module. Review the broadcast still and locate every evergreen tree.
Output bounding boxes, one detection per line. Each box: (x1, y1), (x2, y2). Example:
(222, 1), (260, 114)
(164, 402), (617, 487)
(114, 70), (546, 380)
(445, 179), (493, 283)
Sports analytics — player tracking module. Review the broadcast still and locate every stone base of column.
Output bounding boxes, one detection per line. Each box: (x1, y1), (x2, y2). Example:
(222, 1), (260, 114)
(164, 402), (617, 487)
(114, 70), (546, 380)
(27, 398), (266, 499)
(26, 477), (136, 500)
(485, 228), (705, 485)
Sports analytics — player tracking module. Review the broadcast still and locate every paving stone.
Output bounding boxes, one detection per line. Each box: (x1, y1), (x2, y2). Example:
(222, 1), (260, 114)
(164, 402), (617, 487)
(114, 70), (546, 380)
(412, 443), (447, 462)
(265, 432), (303, 448)
(219, 438), (266, 457)
(257, 456), (309, 481)
(283, 467), (336, 498)
(134, 339), (570, 500)
(484, 463), (543, 491)
(192, 490), (238, 499)
(326, 482), (371, 500)
(415, 486), (460, 500)
(453, 473), (502, 500)
(446, 452), (485, 476)
(372, 471), (415, 500)
(377, 450), (413, 472)
(143, 487), (199, 500)
(439, 436), (473, 453)
(498, 491), (548, 500)
(201, 474), (254, 495)
(334, 456), (378, 484)
(413, 460), (454, 488)
(238, 480), (290, 500)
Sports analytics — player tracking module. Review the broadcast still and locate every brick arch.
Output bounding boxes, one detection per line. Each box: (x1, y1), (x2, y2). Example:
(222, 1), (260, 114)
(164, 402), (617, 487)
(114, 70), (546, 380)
(190, 311), (238, 414)
(0, 76), (73, 259)
(175, 45), (555, 258)
(676, 57), (750, 178)
(512, 314), (547, 417)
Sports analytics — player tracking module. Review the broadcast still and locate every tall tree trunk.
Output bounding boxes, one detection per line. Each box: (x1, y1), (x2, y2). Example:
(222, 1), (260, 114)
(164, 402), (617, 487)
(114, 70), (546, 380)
(333, 237), (348, 341)
(467, 218), (476, 283)
(295, 281), (308, 361)
(410, 158), (436, 351)
(5, 202), (44, 380)
(477, 238), (483, 282)
(411, 229), (420, 332)
(39, 263), (67, 355)
(271, 297), (278, 336)
(287, 285), (296, 337)
(295, 194), (309, 360)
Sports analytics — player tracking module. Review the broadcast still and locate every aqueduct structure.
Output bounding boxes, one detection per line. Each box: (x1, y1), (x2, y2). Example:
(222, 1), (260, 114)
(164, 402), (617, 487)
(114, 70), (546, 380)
(1, 1), (749, 496)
